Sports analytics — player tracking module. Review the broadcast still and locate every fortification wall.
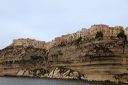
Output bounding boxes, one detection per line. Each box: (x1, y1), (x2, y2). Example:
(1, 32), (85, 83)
(10, 24), (127, 49)
(11, 38), (46, 49)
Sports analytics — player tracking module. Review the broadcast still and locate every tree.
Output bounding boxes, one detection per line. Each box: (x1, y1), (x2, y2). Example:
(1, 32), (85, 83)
(95, 31), (103, 39)
(74, 36), (82, 45)
(117, 31), (126, 39)
(117, 31), (127, 53)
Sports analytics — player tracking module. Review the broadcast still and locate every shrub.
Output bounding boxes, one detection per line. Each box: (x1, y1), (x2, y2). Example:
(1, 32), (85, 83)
(95, 31), (103, 39)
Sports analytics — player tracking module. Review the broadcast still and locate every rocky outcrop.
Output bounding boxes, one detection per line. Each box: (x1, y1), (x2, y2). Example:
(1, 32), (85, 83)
(0, 46), (47, 63)
(114, 73), (128, 83)
(16, 67), (85, 80)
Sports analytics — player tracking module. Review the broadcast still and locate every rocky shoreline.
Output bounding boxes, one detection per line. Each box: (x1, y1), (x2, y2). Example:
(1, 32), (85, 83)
(13, 67), (85, 80)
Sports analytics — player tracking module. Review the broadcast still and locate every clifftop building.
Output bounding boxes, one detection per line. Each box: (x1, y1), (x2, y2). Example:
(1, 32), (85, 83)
(11, 38), (46, 49)
(10, 24), (127, 49)
(89, 24), (124, 39)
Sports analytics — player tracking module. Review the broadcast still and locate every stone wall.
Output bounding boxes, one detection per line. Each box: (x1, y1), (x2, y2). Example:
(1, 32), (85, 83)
(70, 28), (90, 40)
(51, 28), (90, 46)
(11, 38), (46, 49)
(89, 24), (124, 39)
(89, 24), (111, 37)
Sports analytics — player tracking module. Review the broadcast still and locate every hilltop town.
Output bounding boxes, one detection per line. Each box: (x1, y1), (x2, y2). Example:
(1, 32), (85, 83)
(11, 24), (128, 49)
(0, 24), (128, 84)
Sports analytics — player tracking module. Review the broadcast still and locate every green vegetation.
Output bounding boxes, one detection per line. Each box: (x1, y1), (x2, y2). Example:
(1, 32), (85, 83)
(58, 41), (67, 47)
(74, 36), (82, 45)
(58, 66), (73, 73)
(95, 31), (103, 39)
(117, 31), (127, 39)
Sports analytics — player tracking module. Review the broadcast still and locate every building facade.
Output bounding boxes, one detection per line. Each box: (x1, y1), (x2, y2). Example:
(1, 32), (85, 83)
(89, 24), (124, 39)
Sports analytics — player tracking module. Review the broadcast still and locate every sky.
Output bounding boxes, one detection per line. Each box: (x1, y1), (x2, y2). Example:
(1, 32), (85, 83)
(0, 0), (128, 49)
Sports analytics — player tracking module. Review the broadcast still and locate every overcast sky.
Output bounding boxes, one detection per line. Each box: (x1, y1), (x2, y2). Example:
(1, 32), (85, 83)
(0, 0), (128, 49)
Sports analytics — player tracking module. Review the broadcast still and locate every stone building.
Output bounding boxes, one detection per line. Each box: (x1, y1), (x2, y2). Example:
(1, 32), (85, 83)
(10, 24), (126, 50)
(89, 24), (112, 38)
(89, 24), (124, 39)
(46, 24), (125, 47)
(70, 28), (90, 41)
(11, 38), (46, 49)
(52, 34), (73, 46)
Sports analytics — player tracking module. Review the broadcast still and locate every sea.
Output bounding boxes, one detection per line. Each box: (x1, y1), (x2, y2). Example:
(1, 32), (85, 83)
(0, 77), (94, 85)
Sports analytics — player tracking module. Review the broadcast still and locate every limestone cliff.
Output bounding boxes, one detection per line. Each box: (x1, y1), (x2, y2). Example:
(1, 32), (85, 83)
(0, 24), (128, 83)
